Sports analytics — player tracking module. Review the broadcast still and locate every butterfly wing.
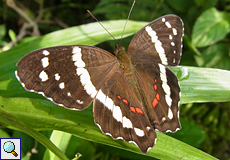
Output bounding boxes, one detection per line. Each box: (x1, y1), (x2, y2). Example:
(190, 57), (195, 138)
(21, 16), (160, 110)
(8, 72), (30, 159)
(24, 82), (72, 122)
(93, 14), (183, 152)
(133, 62), (181, 133)
(93, 71), (157, 153)
(16, 45), (119, 110)
(127, 14), (182, 133)
(93, 62), (181, 153)
(127, 14), (184, 66)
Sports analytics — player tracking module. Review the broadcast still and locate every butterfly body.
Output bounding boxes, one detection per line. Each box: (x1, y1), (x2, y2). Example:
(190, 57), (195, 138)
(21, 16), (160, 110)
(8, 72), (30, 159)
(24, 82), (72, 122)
(16, 14), (184, 153)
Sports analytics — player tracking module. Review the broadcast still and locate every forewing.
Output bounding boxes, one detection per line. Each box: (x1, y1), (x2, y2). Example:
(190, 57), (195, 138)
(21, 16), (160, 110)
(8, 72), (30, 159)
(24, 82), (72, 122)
(127, 14), (184, 66)
(16, 45), (119, 110)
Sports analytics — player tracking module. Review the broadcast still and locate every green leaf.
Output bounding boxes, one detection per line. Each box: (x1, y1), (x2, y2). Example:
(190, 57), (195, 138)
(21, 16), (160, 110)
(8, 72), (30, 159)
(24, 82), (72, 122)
(165, 0), (194, 13)
(172, 66), (230, 103)
(0, 24), (6, 40)
(194, 44), (230, 69)
(65, 136), (94, 159)
(0, 96), (217, 160)
(191, 7), (230, 47)
(13, 131), (34, 157)
(167, 118), (205, 148)
(0, 108), (69, 160)
(9, 29), (17, 45)
(0, 129), (11, 138)
(43, 130), (72, 160)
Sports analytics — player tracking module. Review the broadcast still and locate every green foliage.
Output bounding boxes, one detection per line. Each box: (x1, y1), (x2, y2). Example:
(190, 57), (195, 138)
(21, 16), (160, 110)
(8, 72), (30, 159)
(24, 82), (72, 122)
(0, 0), (230, 159)
(191, 8), (230, 47)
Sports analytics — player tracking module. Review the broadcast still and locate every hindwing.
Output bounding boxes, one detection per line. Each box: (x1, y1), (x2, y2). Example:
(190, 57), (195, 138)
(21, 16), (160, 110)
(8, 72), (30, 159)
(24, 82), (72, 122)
(94, 71), (157, 153)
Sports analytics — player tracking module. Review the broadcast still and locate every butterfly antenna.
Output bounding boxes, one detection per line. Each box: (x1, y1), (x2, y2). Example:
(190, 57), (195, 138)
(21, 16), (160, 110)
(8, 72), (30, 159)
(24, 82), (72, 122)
(120, 0), (136, 44)
(87, 10), (117, 41)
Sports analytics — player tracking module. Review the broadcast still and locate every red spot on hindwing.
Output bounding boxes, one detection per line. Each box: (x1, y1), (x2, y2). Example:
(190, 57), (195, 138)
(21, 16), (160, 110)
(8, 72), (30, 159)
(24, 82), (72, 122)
(152, 98), (158, 108)
(117, 95), (122, 99)
(135, 108), (143, 114)
(152, 79), (160, 108)
(130, 106), (143, 114)
(116, 95), (143, 115)
(130, 106), (136, 113)
(122, 99), (129, 105)
(156, 93), (160, 100)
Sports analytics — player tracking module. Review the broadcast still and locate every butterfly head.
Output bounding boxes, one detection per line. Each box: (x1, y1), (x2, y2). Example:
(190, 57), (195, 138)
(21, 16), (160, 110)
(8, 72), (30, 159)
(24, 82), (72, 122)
(114, 42), (126, 56)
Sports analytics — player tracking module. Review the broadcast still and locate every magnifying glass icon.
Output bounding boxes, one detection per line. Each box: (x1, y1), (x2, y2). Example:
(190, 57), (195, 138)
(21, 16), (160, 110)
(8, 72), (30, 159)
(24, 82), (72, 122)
(3, 141), (18, 157)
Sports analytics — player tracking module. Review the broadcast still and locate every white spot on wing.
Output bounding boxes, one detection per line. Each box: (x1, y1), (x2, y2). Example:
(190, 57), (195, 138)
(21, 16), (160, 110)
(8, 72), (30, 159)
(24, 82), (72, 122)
(67, 92), (71, 96)
(165, 21), (172, 28)
(173, 58), (176, 63)
(145, 26), (167, 65)
(78, 69), (91, 83)
(96, 89), (107, 106)
(72, 46), (97, 98)
(162, 18), (165, 22)
(74, 59), (85, 68)
(21, 83), (25, 88)
(165, 95), (172, 107)
(59, 82), (65, 89)
(146, 126), (151, 131)
(72, 47), (85, 67)
(169, 35), (173, 40)
(171, 42), (175, 46)
(96, 90), (144, 140)
(168, 108), (173, 119)
(159, 64), (172, 107)
(122, 116), (133, 128)
(173, 28), (177, 35)
(162, 82), (171, 97)
(16, 70), (26, 88)
(105, 95), (114, 110)
(41, 57), (49, 68)
(97, 90), (132, 128)
(39, 70), (48, 82)
(175, 128), (181, 132)
(54, 73), (60, 81)
(134, 127), (144, 137)
(47, 97), (53, 102)
(76, 67), (84, 76)
(43, 50), (50, 56)
(77, 99), (83, 104)
(15, 71), (22, 85)
(83, 79), (97, 97)
(113, 106), (122, 122)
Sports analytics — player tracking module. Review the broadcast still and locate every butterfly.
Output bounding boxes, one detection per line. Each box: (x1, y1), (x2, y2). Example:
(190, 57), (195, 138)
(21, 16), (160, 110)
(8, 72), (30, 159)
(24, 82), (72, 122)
(16, 14), (184, 153)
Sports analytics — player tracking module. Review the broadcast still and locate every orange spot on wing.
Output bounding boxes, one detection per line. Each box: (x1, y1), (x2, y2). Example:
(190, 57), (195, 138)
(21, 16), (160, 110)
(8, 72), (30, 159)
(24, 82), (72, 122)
(122, 99), (129, 105)
(156, 93), (160, 100)
(155, 79), (157, 83)
(152, 98), (158, 108)
(130, 106), (136, 113)
(154, 84), (157, 90)
(117, 95), (122, 99)
(135, 108), (143, 114)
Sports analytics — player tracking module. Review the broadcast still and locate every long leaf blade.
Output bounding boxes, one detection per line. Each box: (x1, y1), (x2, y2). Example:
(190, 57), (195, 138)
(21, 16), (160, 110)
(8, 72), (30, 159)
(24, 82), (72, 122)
(0, 96), (217, 160)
